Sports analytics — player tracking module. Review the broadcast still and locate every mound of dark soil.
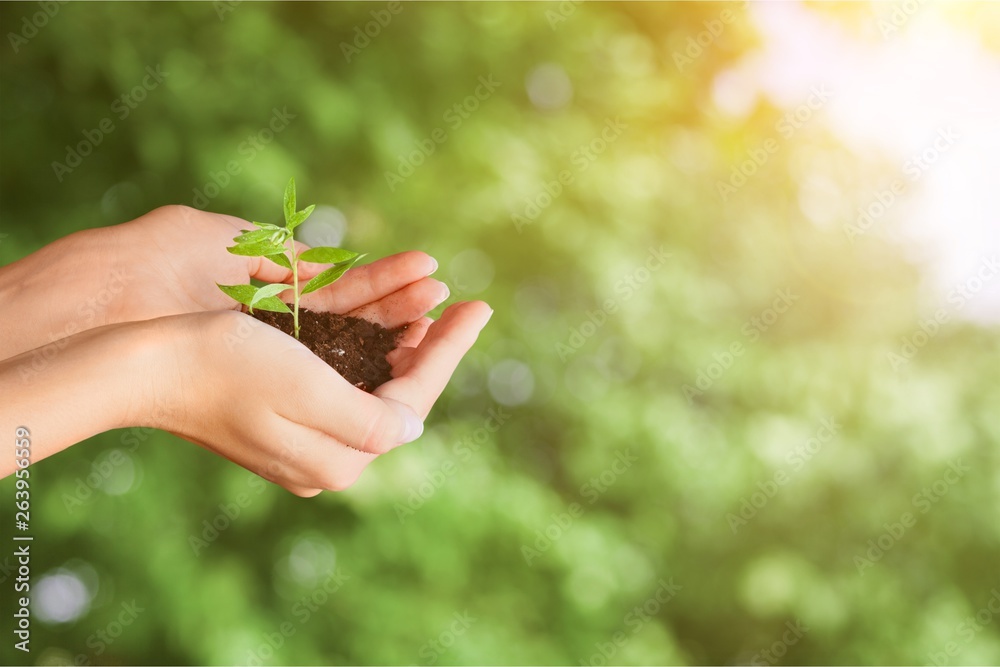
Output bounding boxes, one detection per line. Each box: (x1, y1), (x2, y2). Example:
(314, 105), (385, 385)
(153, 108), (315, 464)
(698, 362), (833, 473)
(251, 308), (405, 392)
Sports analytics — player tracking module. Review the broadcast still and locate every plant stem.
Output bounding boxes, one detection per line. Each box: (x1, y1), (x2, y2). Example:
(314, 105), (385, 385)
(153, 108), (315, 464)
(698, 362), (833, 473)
(289, 242), (300, 339)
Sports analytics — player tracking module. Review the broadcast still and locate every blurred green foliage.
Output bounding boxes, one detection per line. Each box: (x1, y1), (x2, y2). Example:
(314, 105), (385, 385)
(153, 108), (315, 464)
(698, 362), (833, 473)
(2, 2), (999, 665)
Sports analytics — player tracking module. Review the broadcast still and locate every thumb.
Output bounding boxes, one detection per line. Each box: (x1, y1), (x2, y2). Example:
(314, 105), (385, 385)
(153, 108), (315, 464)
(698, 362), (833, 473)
(378, 396), (425, 448)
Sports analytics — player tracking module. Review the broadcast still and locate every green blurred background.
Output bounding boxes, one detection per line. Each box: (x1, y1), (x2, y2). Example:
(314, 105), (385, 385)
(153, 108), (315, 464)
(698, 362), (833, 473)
(2, 1), (999, 665)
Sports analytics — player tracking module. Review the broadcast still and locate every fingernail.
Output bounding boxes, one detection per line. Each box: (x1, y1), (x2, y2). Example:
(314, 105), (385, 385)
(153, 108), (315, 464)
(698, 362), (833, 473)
(382, 397), (424, 445)
(440, 282), (451, 301)
(402, 411), (424, 443)
(429, 257), (439, 275)
(389, 401), (424, 444)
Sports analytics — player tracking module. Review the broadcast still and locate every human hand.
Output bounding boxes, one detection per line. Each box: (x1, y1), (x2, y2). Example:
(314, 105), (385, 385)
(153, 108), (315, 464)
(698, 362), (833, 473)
(142, 303), (492, 496)
(0, 205), (447, 358)
(1, 302), (491, 491)
(114, 205), (450, 325)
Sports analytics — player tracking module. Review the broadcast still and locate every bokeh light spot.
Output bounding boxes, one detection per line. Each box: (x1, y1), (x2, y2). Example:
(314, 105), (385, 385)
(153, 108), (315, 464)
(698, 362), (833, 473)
(525, 63), (573, 111)
(33, 571), (92, 625)
(488, 359), (535, 406)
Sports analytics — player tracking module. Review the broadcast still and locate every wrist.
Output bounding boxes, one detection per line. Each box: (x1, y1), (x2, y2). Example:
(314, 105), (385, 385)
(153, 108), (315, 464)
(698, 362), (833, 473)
(116, 311), (233, 434)
(108, 317), (184, 431)
(0, 225), (127, 359)
(0, 317), (174, 473)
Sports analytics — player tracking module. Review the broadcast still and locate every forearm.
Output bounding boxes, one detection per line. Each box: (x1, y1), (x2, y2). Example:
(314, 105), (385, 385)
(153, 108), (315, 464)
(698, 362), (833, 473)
(0, 226), (129, 360)
(0, 320), (162, 477)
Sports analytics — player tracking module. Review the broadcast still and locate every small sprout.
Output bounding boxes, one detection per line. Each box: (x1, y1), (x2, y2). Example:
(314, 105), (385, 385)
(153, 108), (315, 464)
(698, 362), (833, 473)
(217, 178), (365, 339)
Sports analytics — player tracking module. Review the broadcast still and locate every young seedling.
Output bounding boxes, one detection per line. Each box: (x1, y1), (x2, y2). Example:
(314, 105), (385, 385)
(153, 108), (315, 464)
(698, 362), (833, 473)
(217, 178), (364, 339)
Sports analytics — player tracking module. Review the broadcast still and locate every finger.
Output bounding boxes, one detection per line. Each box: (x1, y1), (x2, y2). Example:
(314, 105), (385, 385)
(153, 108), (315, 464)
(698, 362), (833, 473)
(387, 317), (434, 372)
(202, 409), (377, 493)
(271, 416), (379, 492)
(387, 347), (412, 372)
(166, 427), (321, 497)
(298, 251), (437, 314)
(375, 301), (493, 419)
(273, 344), (424, 455)
(344, 278), (449, 328)
(395, 317), (433, 350)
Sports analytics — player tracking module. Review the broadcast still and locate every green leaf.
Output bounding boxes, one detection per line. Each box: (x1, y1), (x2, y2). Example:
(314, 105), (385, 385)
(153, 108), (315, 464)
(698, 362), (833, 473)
(217, 284), (291, 314)
(266, 252), (292, 270)
(227, 241), (288, 257)
(217, 283), (257, 307)
(251, 221), (282, 231)
(287, 204), (315, 232)
(283, 178), (296, 226)
(298, 246), (358, 264)
(249, 296), (292, 313)
(233, 229), (275, 244)
(250, 283), (291, 309)
(300, 254), (366, 295)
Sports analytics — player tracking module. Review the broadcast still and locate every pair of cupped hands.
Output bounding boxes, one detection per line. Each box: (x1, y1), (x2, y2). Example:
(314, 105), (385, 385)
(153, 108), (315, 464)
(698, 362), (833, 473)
(0, 205), (491, 496)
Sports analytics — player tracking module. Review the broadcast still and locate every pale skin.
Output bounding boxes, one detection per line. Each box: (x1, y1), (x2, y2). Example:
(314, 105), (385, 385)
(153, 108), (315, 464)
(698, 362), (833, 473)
(0, 205), (492, 496)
